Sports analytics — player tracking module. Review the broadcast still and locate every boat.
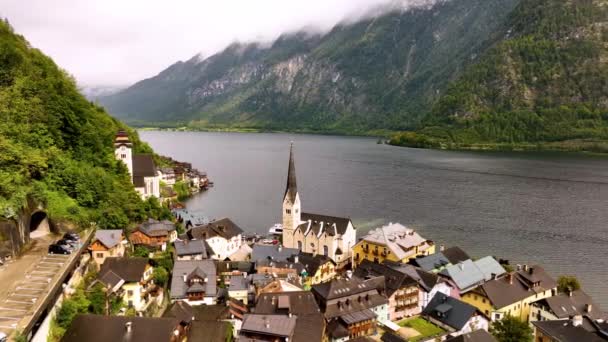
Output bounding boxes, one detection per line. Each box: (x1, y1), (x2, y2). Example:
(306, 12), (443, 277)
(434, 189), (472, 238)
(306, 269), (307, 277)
(268, 223), (283, 235)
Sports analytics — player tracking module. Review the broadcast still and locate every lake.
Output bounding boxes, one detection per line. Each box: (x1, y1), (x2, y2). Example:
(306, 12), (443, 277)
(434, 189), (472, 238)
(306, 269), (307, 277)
(140, 130), (608, 308)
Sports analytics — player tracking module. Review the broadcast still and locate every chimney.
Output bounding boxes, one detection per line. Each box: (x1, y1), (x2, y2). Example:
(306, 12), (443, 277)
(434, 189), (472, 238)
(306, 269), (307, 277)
(568, 289), (573, 297)
(572, 315), (583, 327)
(523, 264), (529, 272)
(491, 273), (497, 280)
(529, 267), (534, 275)
(507, 273), (513, 285)
(459, 263), (464, 271)
(278, 245), (282, 252)
(182, 273), (187, 282)
(516, 264), (522, 271)
(264, 318), (270, 329)
(294, 255), (299, 264)
(585, 304), (593, 313)
(125, 322), (132, 333)
(439, 245), (445, 252)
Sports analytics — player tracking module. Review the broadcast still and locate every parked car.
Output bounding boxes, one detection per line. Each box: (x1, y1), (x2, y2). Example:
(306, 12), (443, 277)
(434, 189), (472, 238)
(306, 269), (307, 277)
(48, 244), (71, 255)
(0, 332), (7, 342)
(63, 232), (79, 241)
(56, 238), (77, 248)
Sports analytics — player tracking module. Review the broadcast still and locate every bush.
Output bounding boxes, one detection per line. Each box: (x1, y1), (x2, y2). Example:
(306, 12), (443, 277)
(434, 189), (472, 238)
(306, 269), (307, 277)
(557, 275), (581, 293)
(490, 316), (533, 342)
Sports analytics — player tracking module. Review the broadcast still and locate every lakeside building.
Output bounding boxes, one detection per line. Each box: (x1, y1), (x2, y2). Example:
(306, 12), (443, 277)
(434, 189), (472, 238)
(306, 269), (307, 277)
(422, 292), (489, 338)
(352, 222), (435, 267)
(114, 130), (160, 200)
(281, 144), (357, 269)
(461, 265), (557, 322)
(532, 315), (608, 342)
(185, 218), (244, 260)
(529, 289), (606, 323)
(129, 219), (177, 251)
(88, 229), (125, 268)
(438, 257), (506, 296)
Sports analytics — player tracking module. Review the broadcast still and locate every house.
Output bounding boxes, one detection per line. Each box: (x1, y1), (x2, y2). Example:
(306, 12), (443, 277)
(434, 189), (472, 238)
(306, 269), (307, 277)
(461, 265), (557, 322)
(312, 277), (389, 341)
(114, 130), (160, 200)
(158, 167), (177, 185)
(445, 330), (497, 342)
(281, 144), (357, 269)
(530, 289), (606, 323)
(170, 260), (217, 305)
(255, 259), (305, 282)
(95, 257), (154, 311)
(438, 257), (506, 295)
(186, 218), (243, 260)
(422, 292), (489, 337)
(88, 229), (125, 268)
(442, 246), (471, 265)
(129, 219), (177, 251)
(288, 252), (336, 286)
(173, 209), (210, 229)
(384, 261), (454, 311)
(352, 222), (435, 267)
(216, 261), (255, 285)
(228, 275), (250, 305)
(173, 239), (210, 261)
(163, 301), (234, 341)
(60, 315), (186, 342)
(254, 291), (326, 342)
(354, 260), (420, 320)
(257, 279), (304, 296)
(239, 314), (297, 341)
(532, 315), (608, 342)
(251, 244), (299, 263)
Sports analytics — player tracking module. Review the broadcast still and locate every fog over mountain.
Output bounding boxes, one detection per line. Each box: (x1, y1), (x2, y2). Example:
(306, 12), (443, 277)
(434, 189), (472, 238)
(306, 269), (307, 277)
(1, 0), (441, 86)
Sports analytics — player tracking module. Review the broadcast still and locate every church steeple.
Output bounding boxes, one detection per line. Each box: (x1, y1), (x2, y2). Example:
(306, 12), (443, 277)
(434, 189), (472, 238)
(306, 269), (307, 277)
(284, 142), (297, 202)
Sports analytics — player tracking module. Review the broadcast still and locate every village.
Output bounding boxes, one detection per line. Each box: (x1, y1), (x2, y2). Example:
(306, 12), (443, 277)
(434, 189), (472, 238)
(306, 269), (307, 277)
(14, 132), (607, 342)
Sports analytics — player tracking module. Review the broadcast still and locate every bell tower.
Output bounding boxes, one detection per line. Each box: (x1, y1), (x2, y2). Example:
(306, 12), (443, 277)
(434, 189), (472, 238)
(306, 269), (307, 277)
(282, 143), (301, 249)
(114, 130), (133, 178)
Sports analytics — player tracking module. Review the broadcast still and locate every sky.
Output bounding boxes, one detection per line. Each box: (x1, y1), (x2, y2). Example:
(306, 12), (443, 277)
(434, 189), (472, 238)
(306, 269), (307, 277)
(1, 0), (410, 87)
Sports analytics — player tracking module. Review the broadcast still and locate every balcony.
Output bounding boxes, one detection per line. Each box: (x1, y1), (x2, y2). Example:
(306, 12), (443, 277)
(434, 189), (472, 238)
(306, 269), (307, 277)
(372, 250), (379, 256)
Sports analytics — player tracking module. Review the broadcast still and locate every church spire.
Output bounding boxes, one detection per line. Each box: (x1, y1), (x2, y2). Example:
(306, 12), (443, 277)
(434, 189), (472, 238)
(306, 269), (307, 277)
(284, 142), (297, 202)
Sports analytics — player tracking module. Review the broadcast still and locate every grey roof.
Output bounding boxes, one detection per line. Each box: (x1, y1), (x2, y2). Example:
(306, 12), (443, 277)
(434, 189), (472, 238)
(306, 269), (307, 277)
(163, 301), (194, 324)
(412, 252), (451, 272)
(132, 154), (156, 177)
(341, 309), (376, 324)
(312, 277), (384, 301)
(288, 252), (335, 277)
(187, 218), (243, 240)
(252, 244), (299, 263)
(439, 257), (505, 292)
(139, 219), (176, 237)
(539, 290), (605, 319)
(422, 292), (478, 331)
(354, 259), (417, 297)
(98, 257), (148, 283)
(187, 283), (206, 293)
(442, 247), (470, 264)
(532, 317), (608, 342)
(61, 315), (179, 342)
(97, 270), (124, 290)
(170, 260), (217, 299)
(174, 239), (208, 257)
(284, 143), (298, 203)
(93, 229), (123, 249)
(384, 261), (442, 292)
(173, 209), (210, 227)
(446, 330), (497, 342)
(229, 276), (249, 292)
(241, 314), (297, 338)
(297, 212), (353, 236)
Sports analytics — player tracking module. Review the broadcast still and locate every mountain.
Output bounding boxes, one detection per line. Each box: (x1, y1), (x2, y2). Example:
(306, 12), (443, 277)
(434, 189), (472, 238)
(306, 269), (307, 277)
(391, 0), (608, 151)
(99, 0), (519, 133)
(0, 19), (165, 230)
(80, 85), (125, 101)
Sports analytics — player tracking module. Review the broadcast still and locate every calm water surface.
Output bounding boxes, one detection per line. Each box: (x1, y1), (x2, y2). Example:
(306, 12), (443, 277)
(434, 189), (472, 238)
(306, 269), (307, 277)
(140, 131), (608, 308)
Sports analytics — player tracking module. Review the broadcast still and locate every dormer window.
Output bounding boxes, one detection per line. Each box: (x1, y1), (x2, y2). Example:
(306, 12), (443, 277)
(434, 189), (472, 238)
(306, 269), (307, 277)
(286, 209), (291, 214)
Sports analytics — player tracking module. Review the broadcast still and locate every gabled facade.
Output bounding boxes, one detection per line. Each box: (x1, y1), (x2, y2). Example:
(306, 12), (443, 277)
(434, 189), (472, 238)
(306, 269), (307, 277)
(170, 260), (218, 305)
(88, 229), (125, 268)
(461, 265), (557, 322)
(129, 219), (177, 251)
(95, 257), (154, 312)
(422, 292), (489, 337)
(529, 289), (606, 323)
(438, 257), (506, 295)
(281, 144), (356, 269)
(186, 218), (243, 260)
(352, 223), (434, 267)
(114, 130), (160, 200)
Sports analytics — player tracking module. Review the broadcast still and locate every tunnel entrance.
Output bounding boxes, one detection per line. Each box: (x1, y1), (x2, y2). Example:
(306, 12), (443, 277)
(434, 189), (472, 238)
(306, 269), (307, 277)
(30, 211), (50, 238)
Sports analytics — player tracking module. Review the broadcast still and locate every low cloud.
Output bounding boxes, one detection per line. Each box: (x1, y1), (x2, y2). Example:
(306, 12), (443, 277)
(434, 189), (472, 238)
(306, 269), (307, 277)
(1, 0), (441, 86)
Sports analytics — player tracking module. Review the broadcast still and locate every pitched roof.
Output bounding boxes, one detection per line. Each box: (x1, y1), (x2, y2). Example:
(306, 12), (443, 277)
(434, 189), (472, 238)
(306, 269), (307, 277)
(479, 266), (556, 309)
(188, 321), (231, 342)
(354, 259), (417, 297)
(538, 290), (605, 319)
(445, 329), (497, 342)
(383, 261), (441, 292)
(313, 277), (388, 319)
(284, 143), (298, 203)
(217, 261), (255, 274)
(381, 332), (407, 342)
(298, 212), (353, 236)
(439, 257), (505, 292)
(93, 229), (123, 249)
(359, 223), (431, 260)
(251, 244), (299, 263)
(174, 239), (208, 257)
(97, 270), (124, 290)
(98, 257), (148, 283)
(532, 317), (608, 342)
(288, 252), (335, 276)
(187, 218), (243, 241)
(312, 277), (382, 301)
(132, 154), (156, 177)
(173, 209), (210, 227)
(163, 301), (194, 324)
(422, 292), (478, 331)
(255, 292), (321, 315)
(442, 246), (470, 264)
(411, 252), (451, 272)
(229, 275), (249, 292)
(139, 219), (176, 237)
(241, 314), (297, 338)
(170, 260), (217, 299)
(61, 315), (179, 342)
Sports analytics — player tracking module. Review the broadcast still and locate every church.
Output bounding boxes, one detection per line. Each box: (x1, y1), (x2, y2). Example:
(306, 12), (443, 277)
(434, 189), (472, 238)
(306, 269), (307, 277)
(281, 144), (356, 269)
(114, 130), (160, 200)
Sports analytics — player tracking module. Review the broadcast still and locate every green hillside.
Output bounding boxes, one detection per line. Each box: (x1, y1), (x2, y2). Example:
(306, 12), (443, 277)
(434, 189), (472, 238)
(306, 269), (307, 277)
(391, 0), (608, 151)
(0, 19), (165, 229)
(99, 0), (518, 134)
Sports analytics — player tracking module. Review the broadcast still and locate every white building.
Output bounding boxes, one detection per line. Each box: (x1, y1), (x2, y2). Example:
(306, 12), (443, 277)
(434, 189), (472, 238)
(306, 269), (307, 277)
(114, 130), (160, 200)
(281, 144), (356, 269)
(186, 218), (244, 260)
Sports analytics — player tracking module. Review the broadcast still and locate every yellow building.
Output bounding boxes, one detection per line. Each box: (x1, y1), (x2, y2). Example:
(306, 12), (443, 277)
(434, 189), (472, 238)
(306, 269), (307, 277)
(352, 223), (434, 267)
(295, 252), (336, 287)
(461, 265), (557, 322)
(94, 257), (154, 312)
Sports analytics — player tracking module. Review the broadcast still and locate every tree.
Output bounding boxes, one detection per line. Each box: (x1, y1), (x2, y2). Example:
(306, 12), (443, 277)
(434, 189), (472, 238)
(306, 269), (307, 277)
(490, 316), (533, 342)
(153, 267), (169, 287)
(557, 275), (581, 294)
(133, 245), (151, 257)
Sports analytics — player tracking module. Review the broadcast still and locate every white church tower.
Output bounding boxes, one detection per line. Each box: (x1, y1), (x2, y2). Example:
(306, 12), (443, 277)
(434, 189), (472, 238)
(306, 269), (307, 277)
(114, 130), (133, 178)
(282, 143), (301, 249)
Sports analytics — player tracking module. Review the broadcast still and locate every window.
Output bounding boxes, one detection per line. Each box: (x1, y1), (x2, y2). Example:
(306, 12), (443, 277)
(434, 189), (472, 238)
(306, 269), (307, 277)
(96, 253), (103, 258)
(482, 299), (486, 304)
(286, 209), (291, 214)
(297, 241), (302, 250)
(121, 154), (126, 159)
(127, 290), (134, 297)
(323, 245), (328, 256)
